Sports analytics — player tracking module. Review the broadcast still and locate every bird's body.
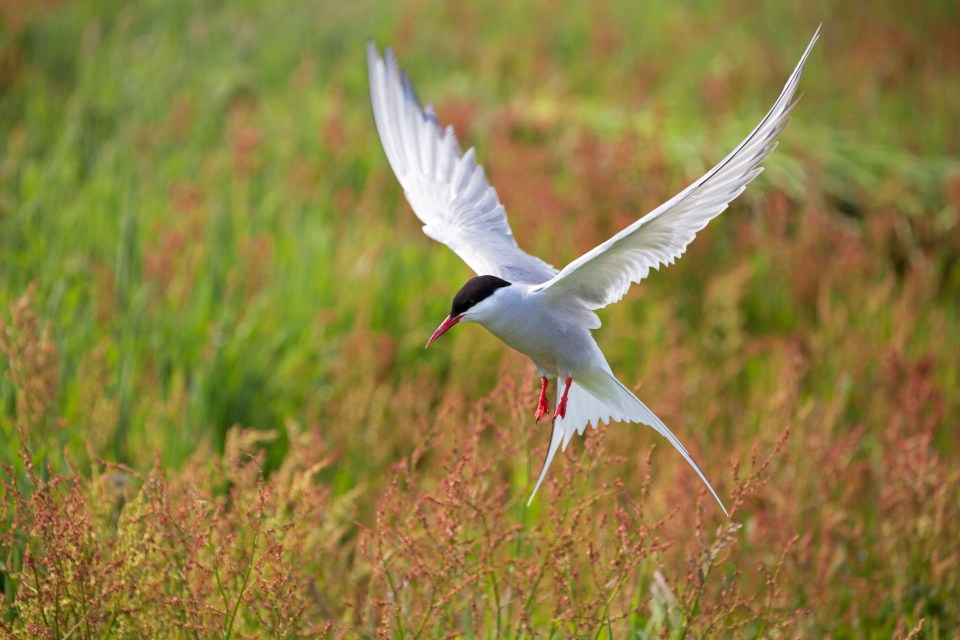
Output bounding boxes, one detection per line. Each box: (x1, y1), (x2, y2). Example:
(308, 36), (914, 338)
(441, 277), (721, 502)
(367, 28), (820, 514)
(471, 284), (600, 379)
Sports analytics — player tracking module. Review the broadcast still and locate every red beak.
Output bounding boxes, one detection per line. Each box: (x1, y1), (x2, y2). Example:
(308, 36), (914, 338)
(426, 314), (462, 348)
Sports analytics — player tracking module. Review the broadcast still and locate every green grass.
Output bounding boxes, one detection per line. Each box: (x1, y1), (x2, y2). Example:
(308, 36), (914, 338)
(2, 0), (959, 637)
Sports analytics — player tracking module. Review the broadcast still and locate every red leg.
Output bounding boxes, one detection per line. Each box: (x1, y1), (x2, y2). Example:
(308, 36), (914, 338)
(535, 376), (550, 423)
(553, 377), (572, 420)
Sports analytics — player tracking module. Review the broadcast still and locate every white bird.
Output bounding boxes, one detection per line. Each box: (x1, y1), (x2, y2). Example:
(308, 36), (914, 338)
(367, 28), (819, 515)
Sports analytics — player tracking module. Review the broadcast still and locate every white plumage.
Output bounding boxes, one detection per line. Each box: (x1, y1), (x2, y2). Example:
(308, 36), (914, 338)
(367, 28), (820, 515)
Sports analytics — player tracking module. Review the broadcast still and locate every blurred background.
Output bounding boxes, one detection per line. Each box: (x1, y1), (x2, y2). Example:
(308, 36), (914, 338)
(1, 0), (958, 637)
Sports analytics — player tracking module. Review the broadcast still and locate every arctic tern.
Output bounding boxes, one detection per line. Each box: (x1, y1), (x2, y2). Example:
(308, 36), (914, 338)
(367, 28), (820, 514)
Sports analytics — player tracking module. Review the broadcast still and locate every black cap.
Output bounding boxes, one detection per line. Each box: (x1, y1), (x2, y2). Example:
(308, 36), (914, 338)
(450, 275), (511, 316)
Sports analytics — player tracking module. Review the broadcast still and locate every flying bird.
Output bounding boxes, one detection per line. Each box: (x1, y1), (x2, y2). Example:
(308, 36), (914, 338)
(367, 28), (819, 515)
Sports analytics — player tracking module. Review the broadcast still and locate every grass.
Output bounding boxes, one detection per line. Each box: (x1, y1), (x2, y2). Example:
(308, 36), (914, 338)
(1, 0), (959, 637)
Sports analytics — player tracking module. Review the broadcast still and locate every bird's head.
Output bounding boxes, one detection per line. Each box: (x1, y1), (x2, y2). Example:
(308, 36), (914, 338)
(426, 275), (512, 347)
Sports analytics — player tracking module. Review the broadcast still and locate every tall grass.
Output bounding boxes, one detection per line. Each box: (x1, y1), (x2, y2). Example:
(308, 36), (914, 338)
(2, 0), (958, 636)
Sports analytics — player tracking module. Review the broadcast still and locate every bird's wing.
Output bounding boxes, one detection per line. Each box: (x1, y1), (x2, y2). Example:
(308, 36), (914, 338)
(532, 28), (819, 308)
(367, 42), (558, 285)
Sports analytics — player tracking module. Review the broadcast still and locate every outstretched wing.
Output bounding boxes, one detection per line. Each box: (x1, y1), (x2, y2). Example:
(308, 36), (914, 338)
(533, 27), (819, 308)
(367, 42), (557, 285)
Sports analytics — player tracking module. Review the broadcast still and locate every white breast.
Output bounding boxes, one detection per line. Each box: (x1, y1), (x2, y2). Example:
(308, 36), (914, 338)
(466, 285), (607, 378)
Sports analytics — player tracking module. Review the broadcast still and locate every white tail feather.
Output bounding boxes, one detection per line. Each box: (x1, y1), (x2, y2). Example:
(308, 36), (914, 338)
(528, 372), (728, 516)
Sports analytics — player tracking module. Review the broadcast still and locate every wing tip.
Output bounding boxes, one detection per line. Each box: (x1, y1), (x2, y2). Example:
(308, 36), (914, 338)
(366, 39), (382, 75)
(792, 25), (821, 77)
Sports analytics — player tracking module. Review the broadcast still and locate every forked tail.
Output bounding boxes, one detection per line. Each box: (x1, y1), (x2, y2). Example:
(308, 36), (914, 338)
(528, 371), (728, 516)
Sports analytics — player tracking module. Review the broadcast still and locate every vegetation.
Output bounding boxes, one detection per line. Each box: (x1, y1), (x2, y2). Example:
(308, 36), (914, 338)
(2, 0), (958, 637)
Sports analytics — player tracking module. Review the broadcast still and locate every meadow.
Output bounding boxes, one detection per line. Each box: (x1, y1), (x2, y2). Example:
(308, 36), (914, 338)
(1, 0), (959, 637)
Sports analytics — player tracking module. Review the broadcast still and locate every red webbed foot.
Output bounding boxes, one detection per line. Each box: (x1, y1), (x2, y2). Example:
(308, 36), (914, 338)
(553, 376), (572, 420)
(535, 376), (550, 423)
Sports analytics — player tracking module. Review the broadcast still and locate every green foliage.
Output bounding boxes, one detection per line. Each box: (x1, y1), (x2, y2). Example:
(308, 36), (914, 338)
(2, 0), (959, 637)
